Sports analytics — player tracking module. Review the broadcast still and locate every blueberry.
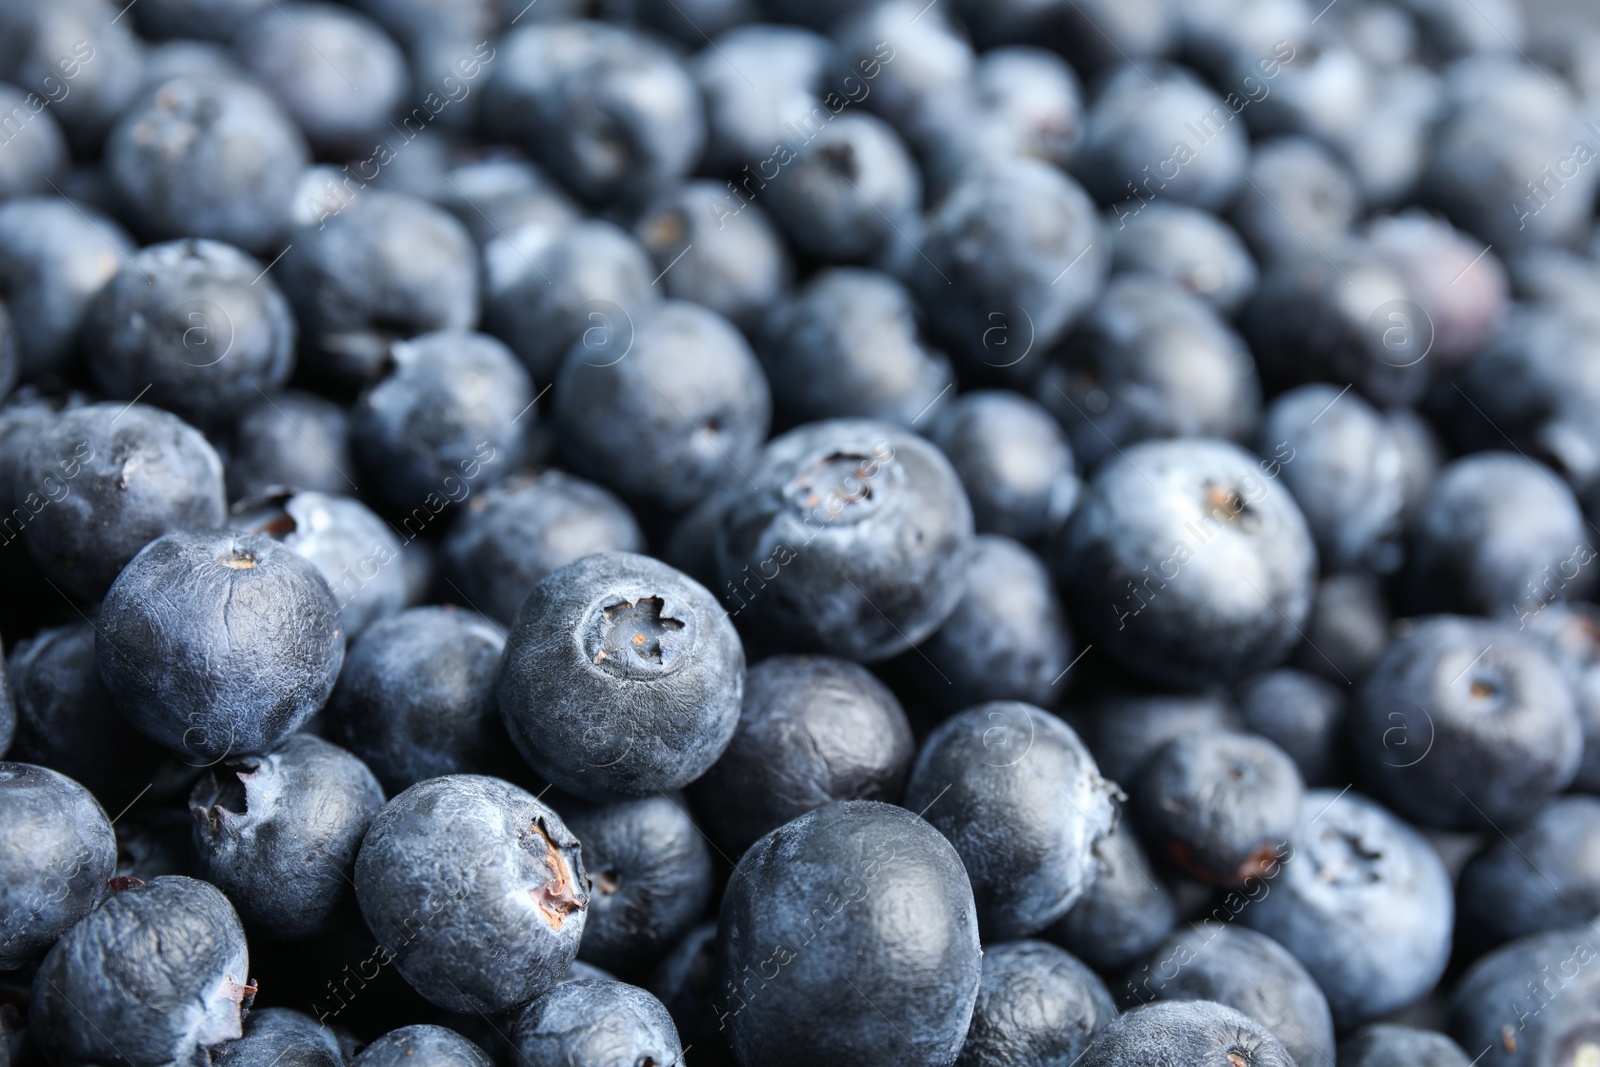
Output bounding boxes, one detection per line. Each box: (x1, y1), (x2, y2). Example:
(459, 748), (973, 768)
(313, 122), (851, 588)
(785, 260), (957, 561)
(0, 83), (66, 201)
(0, 198), (135, 380)
(0, 0), (144, 153)
(1339, 1024), (1474, 1067)
(711, 419), (974, 661)
(509, 978), (682, 1067)
(955, 0), (1173, 78)
(277, 191), (479, 384)
(1078, 1001), (1296, 1067)
(609, 0), (754, 45)
(140, 39), (250, 87)
(497, 552), (745, 799)
(352, 1025), (494, 1067)
(1134, 730), (1304, 885)
(485, 22), (704, 207)
(688, 653), (914, 855)
(136, 0), (270, 39)
(0, 645), (11, 758)
(758, 268), (951, 429)
(29, 876), (255, 1067)
(107, 76), (310, 253)
(17, 402), (227, 602)
(352, 330), (530, 511)
(1291, 572), (1391, 684)
(1034, 276), (1262, 471)
(354, 774), (589, 1014)
(225, 390), (355, 502)
(832, 0), (974, 141)
(1458, 796), (1600, 950)
(1107, 201), (1259, 314)
(647, 922), (732, 1065)
(215, 1008), (346, 1067)
(904, 702), (1116, 939)
(97, 530), (345, 762)
(0, 762), (117, 970)
(690, 24), (839, 172)
(1402, 0), (1525, 60)
(1239, 789), (1453, 1029)
(1084, 687), (1241, 785)
(910, 535), (1076, 713)
(924, 390), (1080, 543)
(1044, 811), (1178, 973)
(716, 800), (982, 1067)
(83, 239), (297, 428)
(554, 301), (771, 516)
(1351, 615), (1580, 830)
(956, 940), (1115, 1067)
(1448, 924), (1600, 1067)
(1056, 438), (1318, 687)
(439, 157), (580, 263)
(1526, 602), (1600, 792)
(1368, 211), (1509, 364)
(115, 808), (195, 882)
(1389, 405), (1445, 526)
(1235, 667), (1348, 786)
(1228, 137), (1362, 264)
(1257, 383), (1406, 573)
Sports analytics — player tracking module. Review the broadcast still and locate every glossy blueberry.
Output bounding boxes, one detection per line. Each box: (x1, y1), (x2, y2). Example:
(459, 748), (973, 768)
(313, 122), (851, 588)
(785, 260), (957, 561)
(1034, 276), (1261, 471)
(1352, 616), (1579, 830)
(1240, 789), (1453, 1029)
(1526, 602), (1600, 792)
(498, 552), (744, 799)
(555, 300), (770, 516)
(1258, 383), (1405, 572)
(440, 472), (644, 627)
(1079, 1001), (1295, 1067)
(17, 401), (226, 602)
(1045, 811), (1177, 973)
(29, 876), (254, 1067)
(0, 83), (66, 201)
(97, 530), (345, 762)
(689, 653), (914, 856)
(0, 763), (116, 970)
(278, 191), (479, 384)
(1230, 136), (1362, 263)
(1107, 202), (1258, 314)
(509, 979), (681, 1067)
(107, 76), (310, 253)
(352, 330), (529, 511)
(1339, 1025), (1473, 1067)
(0, 0), (143, 153)
(1134, 729), (1304, 885)
(1458, 796), (1600, 949)
(215, 1008), (346, 1067)
(717, 800), (982, 1067)
(1236, 667), (1347, 786)
(1057, 438), (1318, 687)
(1292, 572), (1391, 684)
(910, 159), (1106, 383)
(925, 390), (1079, 543)
(904, 702), (1116, 939)
(690, 24), (839, 171)
(911, 535), (1076, 713)
(1084, 687), (1241, 785)
(353, 1025), (493, 1067)
(712, 419), (973, 661)
(1448, 924), (1600, 1067)
(957, 940), (1115, 1067)
(0, 198), (135, 380)
(758, 268), (951, 430)
(226, 390), (354, 502)
(354, 774), (589, 1014)
(485, 22), (704, 207)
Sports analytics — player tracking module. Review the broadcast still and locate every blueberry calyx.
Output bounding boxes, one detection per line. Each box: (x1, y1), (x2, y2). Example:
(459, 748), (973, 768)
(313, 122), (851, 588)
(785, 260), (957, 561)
(584, 597), (687, 676)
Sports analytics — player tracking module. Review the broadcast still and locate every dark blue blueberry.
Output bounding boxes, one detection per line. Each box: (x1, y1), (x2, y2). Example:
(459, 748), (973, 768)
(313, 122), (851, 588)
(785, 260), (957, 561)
(352, 330), (530, 511)
(1056, 438), (1318, 687)
(904, 702), (1116, 939)
(711, 419), (973, 661)
(1448, 924), (1600, 1067)
(647, 922), (732, 1066)
(1229, 136), (1362, 263)
(1404, 0), (1524, 60)
(0, 198), (134, 380)
(1257, 383), (1406, 573)
(215, 1008), (346, 1067)
(832, 0), (974, 141)
(716, 800), (982, 1067)
(1239, 789), (1453, 1029)
(1084, 687), (1241, 785)
(441, 472), (644, 627)
(0, 0), (143, 153)
(1079, 1001), (1295, 1067)
(1458, 796), (1600, 949)
(1291, 572), (1391, 684)
(1339, 1024), (1473, 1067)
(1526, 602), (1600, 793)
(1235, 667), (1348, 786)
(439, 157), (580, 259)
(509, 978), (681, 1067)
(1369, 211), (1509, 365)
(910, 535), (1075, 713)
(225, 390), (355, 502)
(17, 401), (226, 602)
(326, 606), (516, 794)
(115, 808), (195, 882)
(0, 83), (66, 201)
(189, 734), (385, 939)
(0, 644), (11, 758)
(1045, 810), (1177, 973)
(97, 530), (345, 762)
(688, 653), (914, 855)
(136, 0), (270, 39)
(497, 552), (745, 800)
(955, 0), (1173, 78)
(485, 22), (704, 208)
(925, 390), (1079, 543)
(608, 0), (754, 45)
(278, 191), (479, 384)
(956, 940), (1115, 1067)
(1351, 615), (1580, 830)
(554, 301), (771, 516)
(1107, 202), (1258, 315)
(758, 268), (951, 429)
(0, 762), (116, 970)
(690, 24), (839, 172)
(1134, 729), (1304, 885)
(83, 239), (297, 429)
(29, 876), (254, 1067)
(354, 774), (589, 1014)
(353, 1025), (493, 1067)
(1034, 276), (1262, 471)
(107, 76), (310, 253)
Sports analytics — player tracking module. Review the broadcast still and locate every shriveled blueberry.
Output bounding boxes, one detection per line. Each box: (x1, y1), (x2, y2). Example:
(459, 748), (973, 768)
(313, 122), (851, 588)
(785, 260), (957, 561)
(226, 390), (354, 502)
(97, 530), (345, 762)
(497, 552), (744, 800)
(0, 763), (117, 970)
(354, 775), (589, 1014)
(1079, 1001), (1295, 1067)
(509, 979), (681, 1067)
(352, 1025), (493, 1067)
(1045, 811), (1177, 973)
(215, 1008), (346, 1067)
(957, 940), (1115, 1067)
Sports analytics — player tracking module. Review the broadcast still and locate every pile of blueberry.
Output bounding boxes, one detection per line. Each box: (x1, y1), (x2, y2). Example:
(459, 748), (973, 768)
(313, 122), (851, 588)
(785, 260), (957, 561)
(3, 0), (1600, 1063)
